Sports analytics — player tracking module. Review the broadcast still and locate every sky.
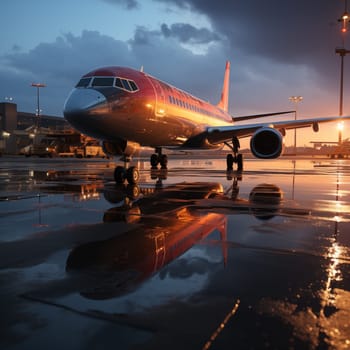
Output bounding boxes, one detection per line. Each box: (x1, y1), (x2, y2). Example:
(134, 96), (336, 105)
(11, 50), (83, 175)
(1, 0), (349, 145)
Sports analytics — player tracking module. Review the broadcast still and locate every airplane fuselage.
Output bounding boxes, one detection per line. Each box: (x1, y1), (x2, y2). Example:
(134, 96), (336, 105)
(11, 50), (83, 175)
(64, 66), (232, 150)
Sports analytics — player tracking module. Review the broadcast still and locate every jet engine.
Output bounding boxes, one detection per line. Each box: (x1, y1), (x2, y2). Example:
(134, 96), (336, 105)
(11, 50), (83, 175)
(250, 127), (284, 159)
(102, 139), (140, 157)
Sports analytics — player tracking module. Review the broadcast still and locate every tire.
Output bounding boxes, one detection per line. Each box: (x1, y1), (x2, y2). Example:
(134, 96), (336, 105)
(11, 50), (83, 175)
(226, 154), (234, 170)
(126, 166), (140, 184)
(126, 184), (140, 199)
(114, 166), (126, 184)
(150, 153), (159, 168)
(160, 154), (168, 169)
(237, 154), (243, 171)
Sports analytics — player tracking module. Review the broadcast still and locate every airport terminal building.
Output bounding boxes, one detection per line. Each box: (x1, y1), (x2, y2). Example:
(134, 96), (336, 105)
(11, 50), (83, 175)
(0, 102), (78, 155)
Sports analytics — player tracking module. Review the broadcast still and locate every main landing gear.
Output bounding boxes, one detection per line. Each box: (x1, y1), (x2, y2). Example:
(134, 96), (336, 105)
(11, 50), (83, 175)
(225, 136), (243, 172)
(150, 147), (168, 169)
(114, 156), (140, 185)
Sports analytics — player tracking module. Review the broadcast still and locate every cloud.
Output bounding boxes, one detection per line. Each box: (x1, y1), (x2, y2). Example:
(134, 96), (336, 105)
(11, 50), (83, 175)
(155, 0), (345, 73)
(159, 257), (211, 279)
(161, 23), (221, 44)
(130, 22), (221, 47)
(130, 26), (158, 46)
(101, 0), (139, 9)
(6, 30), (132, 79)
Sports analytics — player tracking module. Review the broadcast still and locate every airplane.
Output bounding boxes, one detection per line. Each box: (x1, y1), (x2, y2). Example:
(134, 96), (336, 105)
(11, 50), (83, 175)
(63, 61), (350, 184)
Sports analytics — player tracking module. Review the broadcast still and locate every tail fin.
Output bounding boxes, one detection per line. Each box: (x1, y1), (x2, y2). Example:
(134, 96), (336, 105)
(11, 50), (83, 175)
(217, 61), (230, 112)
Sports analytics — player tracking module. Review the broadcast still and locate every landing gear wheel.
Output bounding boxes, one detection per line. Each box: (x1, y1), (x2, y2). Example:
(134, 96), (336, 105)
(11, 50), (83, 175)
(237, 154), (243, 171)
(150, 154), (159, 168)
(126, 166), (140, 184)
(226, 154), (234, 171)
(226, 153), (243, 171)
(114, 166), (126, 184)
(126, 184), (140, 199)
(160, 154), (168, 169)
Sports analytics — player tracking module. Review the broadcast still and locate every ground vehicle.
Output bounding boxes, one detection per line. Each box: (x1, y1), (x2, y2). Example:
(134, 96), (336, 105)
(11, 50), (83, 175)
(68, 140), (104, 158)
(20, 143), (55, 157)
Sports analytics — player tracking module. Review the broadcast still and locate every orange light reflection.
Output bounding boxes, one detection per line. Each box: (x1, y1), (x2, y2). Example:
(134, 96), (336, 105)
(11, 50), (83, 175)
(202, 300), (240, 350)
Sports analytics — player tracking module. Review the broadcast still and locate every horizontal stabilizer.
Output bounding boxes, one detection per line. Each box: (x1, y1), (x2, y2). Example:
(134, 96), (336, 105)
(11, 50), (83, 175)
(232, 110), (295, 123)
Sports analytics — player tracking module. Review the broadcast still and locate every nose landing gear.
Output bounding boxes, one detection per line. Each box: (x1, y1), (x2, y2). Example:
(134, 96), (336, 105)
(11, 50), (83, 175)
(114, 156), (140, 185)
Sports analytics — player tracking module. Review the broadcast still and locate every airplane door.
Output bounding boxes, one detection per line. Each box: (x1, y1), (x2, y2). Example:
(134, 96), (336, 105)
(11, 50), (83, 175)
(150, 79), (166, 117)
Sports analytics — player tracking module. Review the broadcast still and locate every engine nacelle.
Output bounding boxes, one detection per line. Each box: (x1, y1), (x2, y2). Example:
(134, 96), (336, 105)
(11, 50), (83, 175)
(250, 127), (284, 159)
(102, 139), (140, 157)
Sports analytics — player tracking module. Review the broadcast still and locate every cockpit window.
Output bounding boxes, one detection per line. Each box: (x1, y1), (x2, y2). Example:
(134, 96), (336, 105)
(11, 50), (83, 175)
(76, 75), (139, 92)
(115, 78), (123, 89)
(115, 77), (138, 92)
(129, 80), (138, 91)
(121, 79), (132, 91)
(76, 77), (91, 88)
(92, 77), (114, 87)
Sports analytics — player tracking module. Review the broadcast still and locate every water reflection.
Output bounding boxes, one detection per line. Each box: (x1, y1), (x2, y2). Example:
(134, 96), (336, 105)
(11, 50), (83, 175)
(257, 163), (350, 349)
(66, 182), (227, 299)
(2, 159), (350, 349)
(65, 180), (292, 300)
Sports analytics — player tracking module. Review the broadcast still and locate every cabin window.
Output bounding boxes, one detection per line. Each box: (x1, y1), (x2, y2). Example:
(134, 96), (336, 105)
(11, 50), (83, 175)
(92, 77), (114, 87)
(76, 77), (91, 88)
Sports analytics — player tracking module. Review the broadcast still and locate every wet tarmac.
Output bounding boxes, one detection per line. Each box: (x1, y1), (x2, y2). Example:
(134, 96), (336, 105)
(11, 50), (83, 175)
(1, 155), (350, 350)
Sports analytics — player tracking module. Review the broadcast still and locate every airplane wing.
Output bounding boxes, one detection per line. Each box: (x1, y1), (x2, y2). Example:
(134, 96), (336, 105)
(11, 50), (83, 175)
(231, 110), (295, 123)
(206, 115), (350, 144)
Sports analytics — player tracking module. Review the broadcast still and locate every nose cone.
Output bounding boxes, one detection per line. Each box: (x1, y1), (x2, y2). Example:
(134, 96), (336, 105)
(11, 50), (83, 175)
(64, 88), (106, 114)
(64, 89), (107, 135)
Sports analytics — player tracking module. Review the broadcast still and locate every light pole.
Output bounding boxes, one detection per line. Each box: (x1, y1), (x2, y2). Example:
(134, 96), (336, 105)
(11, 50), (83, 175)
(31, 83), (46, 129)
(335, 47), (350, 119)
(335, 0), (350, 144)
(288, 96), (303, 155)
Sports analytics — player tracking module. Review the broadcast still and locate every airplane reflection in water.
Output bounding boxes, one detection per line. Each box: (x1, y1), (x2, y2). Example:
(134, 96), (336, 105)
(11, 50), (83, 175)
(19, 168), (349, 304)
(12, 166), (350, 348)
(66, 182), (226, 299)
(65, 180), (306, 300)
